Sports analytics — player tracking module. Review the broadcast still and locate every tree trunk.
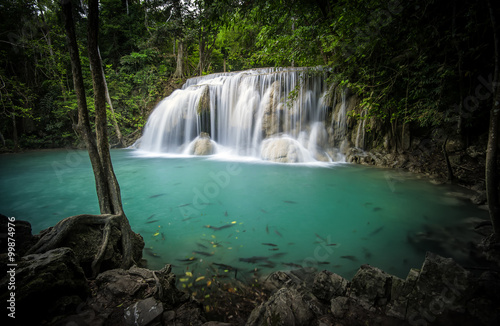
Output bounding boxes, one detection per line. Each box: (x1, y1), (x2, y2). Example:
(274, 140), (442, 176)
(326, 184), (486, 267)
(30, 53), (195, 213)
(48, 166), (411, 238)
(174, 40), (184, 78)
(199, 26), (205, 76)
(486, 0), (500, 239)
(442, 136), (455, 183)
(98, 47), (124, 148)
(30, 0), (143, 278)
(11, 114), (19, 149)
(87, 0), (123, 215)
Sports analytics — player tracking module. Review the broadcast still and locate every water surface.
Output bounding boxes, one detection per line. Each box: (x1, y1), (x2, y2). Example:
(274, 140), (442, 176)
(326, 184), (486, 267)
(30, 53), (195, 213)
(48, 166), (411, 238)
(0, 149), (487, 281)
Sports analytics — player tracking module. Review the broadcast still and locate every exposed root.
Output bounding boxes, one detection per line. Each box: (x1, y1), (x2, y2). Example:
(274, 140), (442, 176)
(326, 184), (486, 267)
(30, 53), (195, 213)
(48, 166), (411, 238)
(27, 213), (142, 278)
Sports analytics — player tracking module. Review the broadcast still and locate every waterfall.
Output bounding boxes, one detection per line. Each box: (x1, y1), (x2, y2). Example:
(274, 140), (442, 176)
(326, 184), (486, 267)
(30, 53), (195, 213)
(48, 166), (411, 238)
(139, 67), (344, 163)
(355, 109), (367, 149)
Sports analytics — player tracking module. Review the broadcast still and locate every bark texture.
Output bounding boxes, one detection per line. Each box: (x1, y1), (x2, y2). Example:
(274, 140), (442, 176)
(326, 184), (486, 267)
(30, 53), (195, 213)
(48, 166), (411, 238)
(29, 0), (144, 278)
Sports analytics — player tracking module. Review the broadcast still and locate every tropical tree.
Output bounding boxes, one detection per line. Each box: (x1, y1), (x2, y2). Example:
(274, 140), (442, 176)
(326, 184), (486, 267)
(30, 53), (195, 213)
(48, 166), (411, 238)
(27, 0), (143, 277)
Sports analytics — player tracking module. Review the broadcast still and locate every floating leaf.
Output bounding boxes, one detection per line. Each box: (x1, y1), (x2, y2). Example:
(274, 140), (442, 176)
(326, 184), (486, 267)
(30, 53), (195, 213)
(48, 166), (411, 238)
(231, 221), (236, 224)
(195, 276), (205, 282)
(185, 271), (193, 277)
(153, 232), (160, 236)
(179, 278), (189, 282)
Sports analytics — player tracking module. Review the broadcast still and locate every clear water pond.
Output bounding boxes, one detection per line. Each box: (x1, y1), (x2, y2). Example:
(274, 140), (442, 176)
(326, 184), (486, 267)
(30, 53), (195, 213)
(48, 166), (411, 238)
(0, 149), (487, 281)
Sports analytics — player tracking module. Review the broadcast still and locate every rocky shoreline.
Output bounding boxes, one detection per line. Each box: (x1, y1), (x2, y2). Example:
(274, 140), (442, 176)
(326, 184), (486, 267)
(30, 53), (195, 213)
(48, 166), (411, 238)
(1, 214), (499, 326)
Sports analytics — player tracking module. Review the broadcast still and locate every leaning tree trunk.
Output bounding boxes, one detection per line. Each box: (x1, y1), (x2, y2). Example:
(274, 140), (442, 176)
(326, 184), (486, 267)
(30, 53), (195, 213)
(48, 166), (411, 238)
(98, 46), (124, 148)
(26, 0), (143, 278)
(486, 0), (500, 240)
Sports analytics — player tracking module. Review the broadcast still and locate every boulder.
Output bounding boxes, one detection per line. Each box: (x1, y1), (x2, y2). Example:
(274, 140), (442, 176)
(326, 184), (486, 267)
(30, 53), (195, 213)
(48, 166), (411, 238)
(65, 264), (183, 324)
(191, 132), (215, 155)
(246, 287), (315, 326)
(261, 81), (282, 138)
(261, 137), (312, 163)
(197, 86), (210, 115)
(386, 252), (496, 325)
(171, 300), (206, 326)
(124, 297), (164, 326)
(312, 270), (348, 302)
(0, 247), (89, 325)
(247, 252), (499, 326)
(349, 264), (397, 310)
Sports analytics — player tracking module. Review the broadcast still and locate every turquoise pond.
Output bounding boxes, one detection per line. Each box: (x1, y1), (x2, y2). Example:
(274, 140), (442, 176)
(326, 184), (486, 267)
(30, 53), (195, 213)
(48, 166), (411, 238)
(0, 149), (489, 280)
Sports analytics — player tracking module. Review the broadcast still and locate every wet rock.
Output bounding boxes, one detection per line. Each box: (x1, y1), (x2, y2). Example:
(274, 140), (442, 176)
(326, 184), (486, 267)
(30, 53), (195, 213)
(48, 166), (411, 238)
(172, 300), (206, 326)
(0, 247), (89, 325)
(261, 81), (282, 138)
(123, 297), (163, 326)
(330, 297), (349, 319)
(265, 270), (299, 290)
(249, 252), (499, 326)
(261, 137), (313, 163)
(202, 322), (233, 326)
(312, 270), (348, 301)
(197, 86), (210, 114)
(349, 264), (396, 310)
(191, 132), (215, 155)
(246, 287), (315, 326)
(261, 137), (300, 163)
(86, 264), (183, 324)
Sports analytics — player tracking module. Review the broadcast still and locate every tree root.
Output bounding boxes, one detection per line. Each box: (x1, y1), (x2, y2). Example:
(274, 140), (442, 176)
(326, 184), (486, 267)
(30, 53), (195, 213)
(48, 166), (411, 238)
(27, 213), (141, 278)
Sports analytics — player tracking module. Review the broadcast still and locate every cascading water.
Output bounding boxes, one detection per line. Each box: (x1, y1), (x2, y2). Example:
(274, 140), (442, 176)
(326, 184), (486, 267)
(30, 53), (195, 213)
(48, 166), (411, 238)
(139, 67), (347, 163)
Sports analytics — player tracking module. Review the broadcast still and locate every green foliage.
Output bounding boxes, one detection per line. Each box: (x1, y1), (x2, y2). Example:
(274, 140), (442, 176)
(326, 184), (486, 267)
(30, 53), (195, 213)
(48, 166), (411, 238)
(0, 0), (494, 149)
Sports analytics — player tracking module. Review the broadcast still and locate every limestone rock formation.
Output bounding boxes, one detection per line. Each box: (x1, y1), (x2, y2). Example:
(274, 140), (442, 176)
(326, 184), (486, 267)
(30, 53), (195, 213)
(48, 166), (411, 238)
(191, 132), (215, 155)
(261, 137), (312, 163)
(261, 81), (283, 138)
